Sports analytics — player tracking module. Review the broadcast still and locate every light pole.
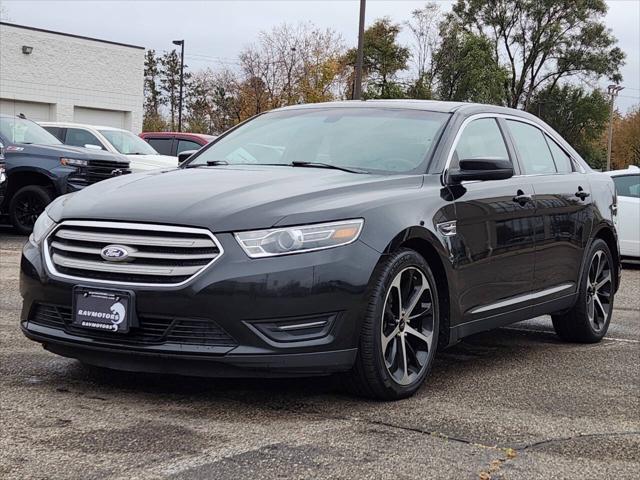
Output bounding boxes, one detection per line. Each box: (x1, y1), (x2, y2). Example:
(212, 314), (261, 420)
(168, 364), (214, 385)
(172, 39), (185, 132)
(606, 84), (624, 171)
(353, 0), (366, 100)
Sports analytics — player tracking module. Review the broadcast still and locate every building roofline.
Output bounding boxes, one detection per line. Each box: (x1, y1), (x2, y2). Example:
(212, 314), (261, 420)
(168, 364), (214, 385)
(0, 22), (145, 50)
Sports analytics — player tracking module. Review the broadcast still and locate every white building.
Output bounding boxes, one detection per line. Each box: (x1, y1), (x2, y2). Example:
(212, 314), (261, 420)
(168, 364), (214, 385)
(0, 22), (144, 133)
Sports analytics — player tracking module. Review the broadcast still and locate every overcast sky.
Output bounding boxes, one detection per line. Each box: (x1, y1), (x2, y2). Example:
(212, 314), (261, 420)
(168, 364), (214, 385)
(2, 0), (639, 111)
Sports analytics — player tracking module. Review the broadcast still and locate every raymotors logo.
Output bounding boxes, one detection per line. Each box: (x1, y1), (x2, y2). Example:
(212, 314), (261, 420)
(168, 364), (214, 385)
(78, 301), (126, 331)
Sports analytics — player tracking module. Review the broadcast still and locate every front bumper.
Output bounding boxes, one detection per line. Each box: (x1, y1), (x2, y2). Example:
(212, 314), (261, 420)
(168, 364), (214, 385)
(20, 233), (381, 377)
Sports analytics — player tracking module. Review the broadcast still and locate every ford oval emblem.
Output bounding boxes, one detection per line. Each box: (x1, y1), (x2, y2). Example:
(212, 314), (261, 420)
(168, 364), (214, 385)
(101, 245), (129, 262)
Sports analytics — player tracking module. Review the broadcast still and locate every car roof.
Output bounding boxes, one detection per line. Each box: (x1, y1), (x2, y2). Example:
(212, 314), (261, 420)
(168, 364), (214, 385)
(140, 132), (216, 140)
(270, 99), (536, 118)
(604, 165), (640, 176)
(38, 121), (126, 132)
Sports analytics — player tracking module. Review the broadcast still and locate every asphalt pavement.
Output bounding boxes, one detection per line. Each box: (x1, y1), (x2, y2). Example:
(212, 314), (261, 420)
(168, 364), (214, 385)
(1, 230), (638, 479)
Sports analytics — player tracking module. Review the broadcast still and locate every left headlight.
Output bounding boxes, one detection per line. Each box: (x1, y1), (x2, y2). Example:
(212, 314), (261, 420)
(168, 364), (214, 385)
(235, 219), (364, 258)
(29, 211), (57, 247)
(60, 157), (88, 167)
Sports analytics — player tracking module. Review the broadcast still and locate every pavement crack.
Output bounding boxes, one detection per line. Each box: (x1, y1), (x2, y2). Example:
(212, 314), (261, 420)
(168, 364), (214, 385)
(517, 430), (640, 451)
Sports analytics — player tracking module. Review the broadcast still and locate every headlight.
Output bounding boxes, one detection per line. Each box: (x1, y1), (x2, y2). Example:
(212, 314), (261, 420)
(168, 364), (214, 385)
(235, 219), (364, 258)
(29, 212), (57, 247)
(60, 157), (88, 167)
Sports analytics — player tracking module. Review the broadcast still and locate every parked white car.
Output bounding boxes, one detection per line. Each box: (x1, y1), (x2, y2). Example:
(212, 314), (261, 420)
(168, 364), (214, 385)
(607, 165), (640, 261)
(39, 122), (178, 172)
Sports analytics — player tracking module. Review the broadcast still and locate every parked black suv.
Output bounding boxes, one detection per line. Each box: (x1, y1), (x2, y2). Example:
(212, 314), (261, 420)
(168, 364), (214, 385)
(0, 114), (130, 234)
(20, 101), (620, 399)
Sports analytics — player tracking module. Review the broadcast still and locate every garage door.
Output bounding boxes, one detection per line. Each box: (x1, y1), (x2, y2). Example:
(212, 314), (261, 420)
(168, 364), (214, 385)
(73, 107), (126, 129)
(0, 99), (53, 121)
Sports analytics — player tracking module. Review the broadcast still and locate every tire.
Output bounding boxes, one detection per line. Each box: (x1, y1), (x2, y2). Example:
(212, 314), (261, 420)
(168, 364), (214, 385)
(9, 185), (54, 235)
(552, 238), (615, 343)
(347, 248), (440, 400)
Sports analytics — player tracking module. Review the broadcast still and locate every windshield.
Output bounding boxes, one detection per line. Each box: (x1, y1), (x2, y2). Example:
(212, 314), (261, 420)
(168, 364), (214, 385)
(0, 117), (62, 146)
(187, 107), (450, 174)
(99, 129), (158, 155)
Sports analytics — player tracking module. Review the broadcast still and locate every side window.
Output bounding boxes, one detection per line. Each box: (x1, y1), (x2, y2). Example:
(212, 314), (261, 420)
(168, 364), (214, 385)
(177, 139), (202, 154)
(454, 118), (509, 165)
(546, 136), (573, 173)
(147, 138), (173, 155)
(42, 126), (64, 141)
(66, 128), (104, 150)
(613, 175), (640, 198)
(506, 120), (556, 175)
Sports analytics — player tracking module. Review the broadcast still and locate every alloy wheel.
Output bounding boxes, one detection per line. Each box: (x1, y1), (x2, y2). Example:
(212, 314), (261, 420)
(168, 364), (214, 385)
(14, 193), (46, 230)
(381, 267), (435, 386)
(586, 250), (612, 331)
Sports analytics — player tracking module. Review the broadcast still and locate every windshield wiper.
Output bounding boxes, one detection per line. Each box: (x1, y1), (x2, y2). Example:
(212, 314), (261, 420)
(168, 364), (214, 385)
(290, 161), (368, 174)
(184, 160), (229, 168)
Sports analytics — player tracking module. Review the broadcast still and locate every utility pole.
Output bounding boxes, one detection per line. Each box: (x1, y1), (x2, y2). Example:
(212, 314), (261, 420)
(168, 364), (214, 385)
(606, 84), (624, 171)
(172, 39), (185, 132)
(353, 0), (366, 100)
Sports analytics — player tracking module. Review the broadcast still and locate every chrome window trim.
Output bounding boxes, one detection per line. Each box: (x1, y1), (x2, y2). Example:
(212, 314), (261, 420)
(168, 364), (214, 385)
(441, 113), (586, 184)
(43, 220), (225, 288)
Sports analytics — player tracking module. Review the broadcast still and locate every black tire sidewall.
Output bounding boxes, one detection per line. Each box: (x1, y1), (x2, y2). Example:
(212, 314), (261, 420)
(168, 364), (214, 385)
(9, 185), (53, 235)
(579, 239), (615, 338)
(368, 250), (440, 399)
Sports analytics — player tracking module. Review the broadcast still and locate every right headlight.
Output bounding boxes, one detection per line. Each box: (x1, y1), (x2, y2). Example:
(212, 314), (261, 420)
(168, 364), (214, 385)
(29, 211), (57, 247)
(235, 219), (364, 258)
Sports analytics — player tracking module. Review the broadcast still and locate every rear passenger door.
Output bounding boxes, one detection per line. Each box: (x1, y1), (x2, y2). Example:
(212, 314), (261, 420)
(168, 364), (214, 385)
(450, 117), (537, 322)
(146, 137), (174, 156)
(504, 120), (593, 296)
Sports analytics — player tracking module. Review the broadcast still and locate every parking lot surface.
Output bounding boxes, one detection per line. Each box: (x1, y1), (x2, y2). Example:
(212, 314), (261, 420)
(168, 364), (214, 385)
(1, 231), (638, 479)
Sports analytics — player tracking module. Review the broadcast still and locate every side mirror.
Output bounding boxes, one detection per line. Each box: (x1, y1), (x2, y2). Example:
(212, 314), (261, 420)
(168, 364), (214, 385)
(84, 144), (103, 151)
(448, 159), (514, 184)
(178, 149), (197, 164)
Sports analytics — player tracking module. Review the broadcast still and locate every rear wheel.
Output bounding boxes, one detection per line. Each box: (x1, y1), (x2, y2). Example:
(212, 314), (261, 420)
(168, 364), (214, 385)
(552, 239), (614, 343)
(348, 249), (439, 400)
(9, 185), (53, 235)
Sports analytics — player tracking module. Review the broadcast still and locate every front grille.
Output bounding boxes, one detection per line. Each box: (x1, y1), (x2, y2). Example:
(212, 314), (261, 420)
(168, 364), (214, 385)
(86, 160), (131, 184)
(30, 303), (236, 347)
(46, 221), (223, 286)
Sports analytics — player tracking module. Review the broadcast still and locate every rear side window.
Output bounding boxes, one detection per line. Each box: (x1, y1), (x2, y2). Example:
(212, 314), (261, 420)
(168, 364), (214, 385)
(177, 139), (202, 154)
(545, 137), (573, 173)
(43, 126), (63, 141)
(65, 128), (104, 150)
(613, 174), (640, 198)
(506, 120), (557, 175)
(454, 118), (509, 164)
(147, 138), (173, 155)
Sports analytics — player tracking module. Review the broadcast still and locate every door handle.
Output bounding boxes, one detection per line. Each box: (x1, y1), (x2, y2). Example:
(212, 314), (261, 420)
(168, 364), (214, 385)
(575, 187), (590, 200)
(513, 190), (532, 206)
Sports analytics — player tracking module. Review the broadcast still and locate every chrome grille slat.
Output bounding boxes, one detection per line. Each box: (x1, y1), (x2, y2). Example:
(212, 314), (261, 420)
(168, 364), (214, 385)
(55, 229), (213, 248)
(50, 241), (217, 260)
(45, 221), (224, 287)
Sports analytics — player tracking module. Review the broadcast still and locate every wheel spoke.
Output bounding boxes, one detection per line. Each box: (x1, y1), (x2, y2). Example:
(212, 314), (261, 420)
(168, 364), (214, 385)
(405, 273), (429, 318)
(404, 325), (432, 347)
(399, 334), (409, 384)
(594, 294), (607, 320)
(595, 251), (605, 279)
(390, 275), (403, 314)
(596, 272), (611, 291)
(382, 325), (400, 353)
(587, 296), (595, 322)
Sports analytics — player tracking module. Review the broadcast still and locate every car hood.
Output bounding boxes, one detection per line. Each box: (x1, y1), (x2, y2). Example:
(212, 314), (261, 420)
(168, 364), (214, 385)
(48, 165), (424, 232)
(5, 143), (128, 163)
(126, 154), (178, 171)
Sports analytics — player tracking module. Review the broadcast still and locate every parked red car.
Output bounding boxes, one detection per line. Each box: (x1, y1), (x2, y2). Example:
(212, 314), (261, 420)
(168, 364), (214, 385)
(139, 132), (216, 157)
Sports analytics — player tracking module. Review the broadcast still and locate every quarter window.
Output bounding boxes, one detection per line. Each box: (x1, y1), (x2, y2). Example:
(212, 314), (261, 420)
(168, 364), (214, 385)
(453, 118), (509, 165)
(506, 120), (557, 175)
(546, 136), (573, 173)
(613, 174), (640, 198)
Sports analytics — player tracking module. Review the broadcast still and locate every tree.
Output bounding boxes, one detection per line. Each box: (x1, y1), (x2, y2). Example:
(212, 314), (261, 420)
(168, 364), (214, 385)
(609, 107), (640, 170)
(405, 3), (441, 99)
(160, 49), (190, 131)
(142, 49), (166, 132)
(344, 18), (410, 99)
(529, 85), (610, 168)
(433, 22), (508, 104)
(451, 0), (625, 108)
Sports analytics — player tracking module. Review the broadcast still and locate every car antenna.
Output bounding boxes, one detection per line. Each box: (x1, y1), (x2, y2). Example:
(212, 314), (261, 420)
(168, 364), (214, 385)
(18, 113), (27, 119)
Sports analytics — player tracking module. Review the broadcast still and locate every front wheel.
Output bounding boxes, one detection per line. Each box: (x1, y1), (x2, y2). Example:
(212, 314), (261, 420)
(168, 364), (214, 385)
(9, 185), (53, 235)
(347, 249), (439, 400)
(552, 238), (615, 343)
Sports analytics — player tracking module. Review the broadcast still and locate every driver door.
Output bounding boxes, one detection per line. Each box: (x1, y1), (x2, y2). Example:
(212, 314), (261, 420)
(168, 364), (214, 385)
(448, 117), (537, 323)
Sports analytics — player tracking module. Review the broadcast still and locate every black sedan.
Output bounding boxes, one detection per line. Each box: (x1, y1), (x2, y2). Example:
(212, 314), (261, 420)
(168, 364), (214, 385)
(20, 100), (620, 400)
